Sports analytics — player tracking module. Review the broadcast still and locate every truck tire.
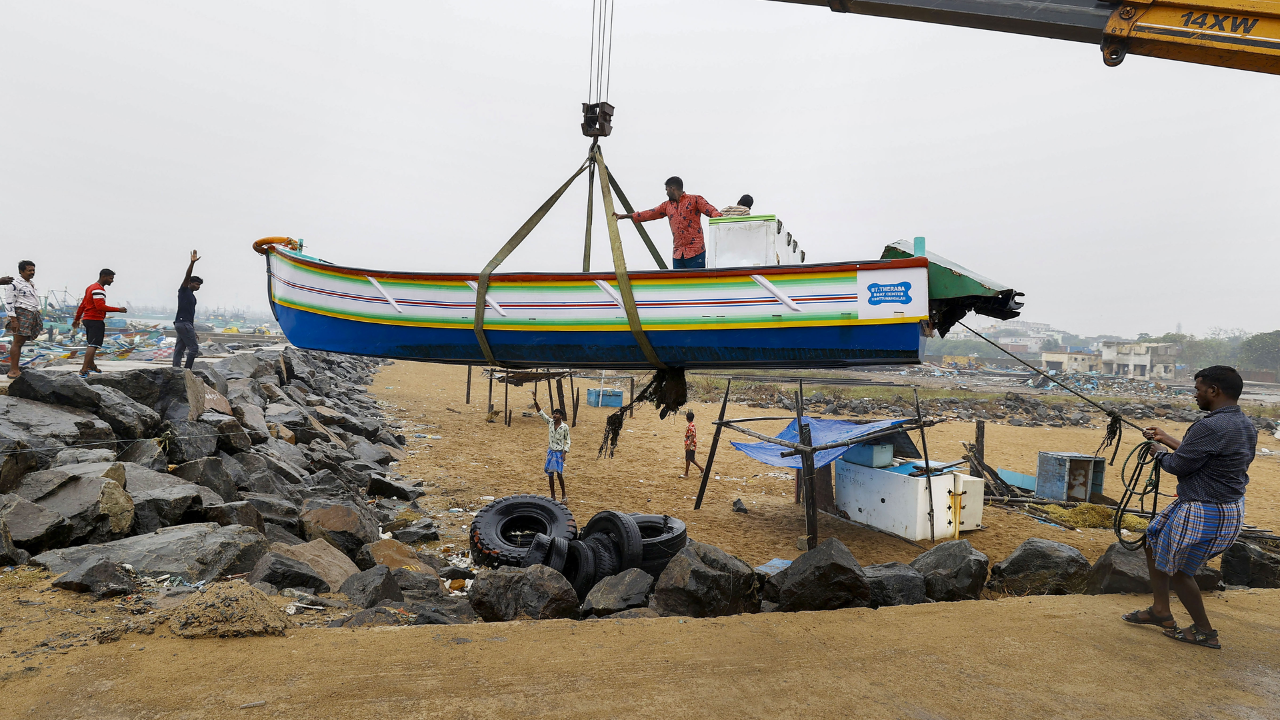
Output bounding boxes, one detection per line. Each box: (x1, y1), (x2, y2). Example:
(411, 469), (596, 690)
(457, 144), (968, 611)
(545, 536), (570, 573)
(629, 514), (688, 579)
(520, 533), (552, 568)
(582, 511), (643, 571)
(562, 540), (598, 600)
(469, 494), (577, 568)
(584, 533), (619, 584)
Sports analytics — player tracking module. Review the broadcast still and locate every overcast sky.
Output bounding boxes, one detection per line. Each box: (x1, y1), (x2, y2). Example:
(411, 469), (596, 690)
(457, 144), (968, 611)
(3, 1), (1276, 337)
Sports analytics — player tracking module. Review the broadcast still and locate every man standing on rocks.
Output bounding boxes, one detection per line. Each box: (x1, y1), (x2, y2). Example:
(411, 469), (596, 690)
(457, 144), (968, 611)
(72, 269), (128, 378)
(532, 391), (570, 502)
(1123, 365), (1255, 649)
(3, 261), (41, 379)
(173, 250), (203, 369)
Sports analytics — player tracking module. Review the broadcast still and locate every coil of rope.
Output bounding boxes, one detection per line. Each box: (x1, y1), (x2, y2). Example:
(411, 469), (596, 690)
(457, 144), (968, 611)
(1114, 440), (1164, 550)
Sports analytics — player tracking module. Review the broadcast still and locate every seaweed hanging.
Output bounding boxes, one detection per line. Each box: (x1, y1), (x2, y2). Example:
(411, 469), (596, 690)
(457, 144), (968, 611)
(597, 367), (687, 458)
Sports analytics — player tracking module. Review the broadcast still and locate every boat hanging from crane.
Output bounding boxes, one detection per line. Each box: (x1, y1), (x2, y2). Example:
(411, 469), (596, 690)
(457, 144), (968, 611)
(252, 0), (1026, 369)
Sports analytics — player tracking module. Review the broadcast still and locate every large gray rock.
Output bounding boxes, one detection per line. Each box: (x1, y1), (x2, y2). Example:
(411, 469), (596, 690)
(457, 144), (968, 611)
(774, 537), (871, 612)
(51, 556), (137, 598)
(650, 542), (760, 618)
(86, 367), (187, 411)
(910, 539), (990, 602)
(1086, 543), (1153, 594)
(172, 457), (239, 503)
(0, 438), (38, 493)
(0, 397), (115, 473)
(51, 448), (116, 468)
(6, 370), (101, 409)
(198, 411), (252, 454)
(468, 565), (578, 622)
(1, 518), (30, 566)
(19, 464), (134, 545)
(271, 538), (360, 590)
(391, 567), (446, 603)
(116, 439), (169, 472)
(124, 467), (205, 534)
(11, 461), (123, 503)
(988, 538), (1091, 596)
(864, 562), (928, 608)
(257, 437), (311, 473)
(581, 568), (655, 617)
(392, 518), (439, 545)
(225, 378), (266, 408)
(232, 403), (270, 444)
(161, 419), (219, 465)
(246, 552), (329, 593)
(33, 522), (267, 582)
(368, 475), (424, 501)
(339, 565), (404, 609)
(1222, 542), (1280, 589)
(0, 493), (72, 553)
(348, 438), (395, 466)
(94, 386), (162, 440)
(300, 498), (380, 560)
(203, 501), (266, 534)
(241, 493), (302, 536)
(264, 403), (308, 430)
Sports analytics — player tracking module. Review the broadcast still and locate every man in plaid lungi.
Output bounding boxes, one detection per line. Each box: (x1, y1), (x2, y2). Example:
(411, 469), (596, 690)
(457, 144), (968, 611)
(1123, 366), (1256, 649)
(532, 391), (570, 502)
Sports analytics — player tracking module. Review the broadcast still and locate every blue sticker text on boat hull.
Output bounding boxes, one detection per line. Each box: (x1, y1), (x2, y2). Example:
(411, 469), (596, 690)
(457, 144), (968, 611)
(865, 282), (912, 306)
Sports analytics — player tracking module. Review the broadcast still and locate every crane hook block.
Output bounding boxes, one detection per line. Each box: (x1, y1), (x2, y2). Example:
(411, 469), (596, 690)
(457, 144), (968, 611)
(582, 102), (615, 138)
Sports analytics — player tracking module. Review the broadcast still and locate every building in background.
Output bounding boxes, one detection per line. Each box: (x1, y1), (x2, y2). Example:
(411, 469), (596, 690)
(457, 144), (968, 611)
(1099, 342), (1179, 379)
(1041, 350), (1101, 373)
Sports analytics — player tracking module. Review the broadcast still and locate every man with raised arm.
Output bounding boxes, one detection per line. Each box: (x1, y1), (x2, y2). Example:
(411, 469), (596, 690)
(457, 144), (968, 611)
(614, 176), (721, 269)
(173, 250), (204, 369)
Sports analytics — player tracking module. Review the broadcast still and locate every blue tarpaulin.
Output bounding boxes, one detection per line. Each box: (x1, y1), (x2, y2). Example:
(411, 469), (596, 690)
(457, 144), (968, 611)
(729, 417), (911, 469)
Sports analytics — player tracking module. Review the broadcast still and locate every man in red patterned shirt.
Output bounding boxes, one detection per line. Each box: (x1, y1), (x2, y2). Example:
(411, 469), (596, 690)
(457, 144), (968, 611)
(615, 176), (721, 269)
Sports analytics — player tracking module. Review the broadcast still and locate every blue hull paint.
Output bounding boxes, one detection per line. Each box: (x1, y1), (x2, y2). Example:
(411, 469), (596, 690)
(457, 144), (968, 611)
(274, 303), (923, 369)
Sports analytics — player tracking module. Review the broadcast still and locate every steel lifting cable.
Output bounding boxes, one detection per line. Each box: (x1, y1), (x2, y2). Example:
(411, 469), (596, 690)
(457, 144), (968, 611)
(587, 0), (615, 106)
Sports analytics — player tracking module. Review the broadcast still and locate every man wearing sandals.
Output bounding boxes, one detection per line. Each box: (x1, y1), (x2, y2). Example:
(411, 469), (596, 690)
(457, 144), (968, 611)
(1123, 366), (1256, 649)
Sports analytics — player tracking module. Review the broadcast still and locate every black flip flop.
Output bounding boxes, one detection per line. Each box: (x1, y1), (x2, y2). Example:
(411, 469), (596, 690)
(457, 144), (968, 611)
(1122, 606), (1178, 629)
(1165, 624), (1221, 650)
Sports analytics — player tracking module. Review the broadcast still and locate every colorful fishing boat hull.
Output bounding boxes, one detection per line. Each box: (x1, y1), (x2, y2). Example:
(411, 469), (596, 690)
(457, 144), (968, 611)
(262, 246), (931, 369)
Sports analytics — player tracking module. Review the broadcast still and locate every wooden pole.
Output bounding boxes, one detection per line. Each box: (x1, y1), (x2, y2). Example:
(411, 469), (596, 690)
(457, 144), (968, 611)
(465, 366), (472, 404)
(503, 377), (509, 427)
(694, 378), (732, 510)
(556, 378), (567, 419)
(507, 410), (512, 426)
(798, 378), (804, 413)
(914, 389), (936, 542)
(487, 371), (494, 413)
(799, 410), (818, 551)
(546, 377), (555, 415)
(629, 377), (635, 418)
(569, 373), (578, 427)
(970, 420), (986, 478)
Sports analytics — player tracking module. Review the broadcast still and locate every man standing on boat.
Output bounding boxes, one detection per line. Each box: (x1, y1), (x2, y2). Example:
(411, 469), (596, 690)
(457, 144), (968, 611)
(532, 391), (571, 502)
(614, 176), (721, 269)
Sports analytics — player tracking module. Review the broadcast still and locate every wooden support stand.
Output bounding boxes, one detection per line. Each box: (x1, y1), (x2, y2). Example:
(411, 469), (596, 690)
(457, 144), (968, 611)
(970, 420), (985, 478)
(466, 366), (472, 404)
(693, 378), (732, 510)
(487, 372), (494, 413)
(556, 378), (567, 419)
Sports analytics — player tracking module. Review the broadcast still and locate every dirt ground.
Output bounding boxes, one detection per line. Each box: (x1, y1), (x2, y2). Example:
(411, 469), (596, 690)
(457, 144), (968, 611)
(4, 360), (1280, 718)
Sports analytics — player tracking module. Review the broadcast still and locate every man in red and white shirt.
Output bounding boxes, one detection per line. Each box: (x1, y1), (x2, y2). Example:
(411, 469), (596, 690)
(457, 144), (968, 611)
(72, 269), (127, 377)
(615, 176), (721, 269)
(680, 410), (704, 479)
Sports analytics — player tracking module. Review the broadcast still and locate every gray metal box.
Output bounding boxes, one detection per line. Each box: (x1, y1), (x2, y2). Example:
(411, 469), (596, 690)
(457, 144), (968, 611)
(1035, 452), (1105, 502)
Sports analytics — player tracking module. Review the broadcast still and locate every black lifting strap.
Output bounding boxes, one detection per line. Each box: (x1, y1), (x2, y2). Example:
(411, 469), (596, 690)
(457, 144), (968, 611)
(472, 160), (591, 367)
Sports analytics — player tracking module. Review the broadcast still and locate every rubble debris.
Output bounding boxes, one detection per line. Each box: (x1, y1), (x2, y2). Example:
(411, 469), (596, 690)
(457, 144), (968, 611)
(167, 580), (290, 638)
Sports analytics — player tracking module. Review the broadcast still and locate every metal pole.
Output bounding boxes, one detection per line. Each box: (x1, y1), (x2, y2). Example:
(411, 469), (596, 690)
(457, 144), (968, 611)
(914, 389), (936, 542)
(466, 366), (472, 404)
(694, 378), (732, 510)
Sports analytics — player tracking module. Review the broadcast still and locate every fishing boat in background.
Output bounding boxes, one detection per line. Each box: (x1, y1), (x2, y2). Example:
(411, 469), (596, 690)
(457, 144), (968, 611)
(254, 219), (1023, 370)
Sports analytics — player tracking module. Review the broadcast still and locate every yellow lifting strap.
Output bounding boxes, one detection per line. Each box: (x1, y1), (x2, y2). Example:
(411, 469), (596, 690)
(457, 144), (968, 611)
(594, 146), (668, 370)
(473, 159), (591, 367)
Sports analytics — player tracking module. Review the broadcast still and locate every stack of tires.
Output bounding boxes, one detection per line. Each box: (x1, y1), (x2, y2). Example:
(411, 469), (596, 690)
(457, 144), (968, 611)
(469, 495), (688, 600)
